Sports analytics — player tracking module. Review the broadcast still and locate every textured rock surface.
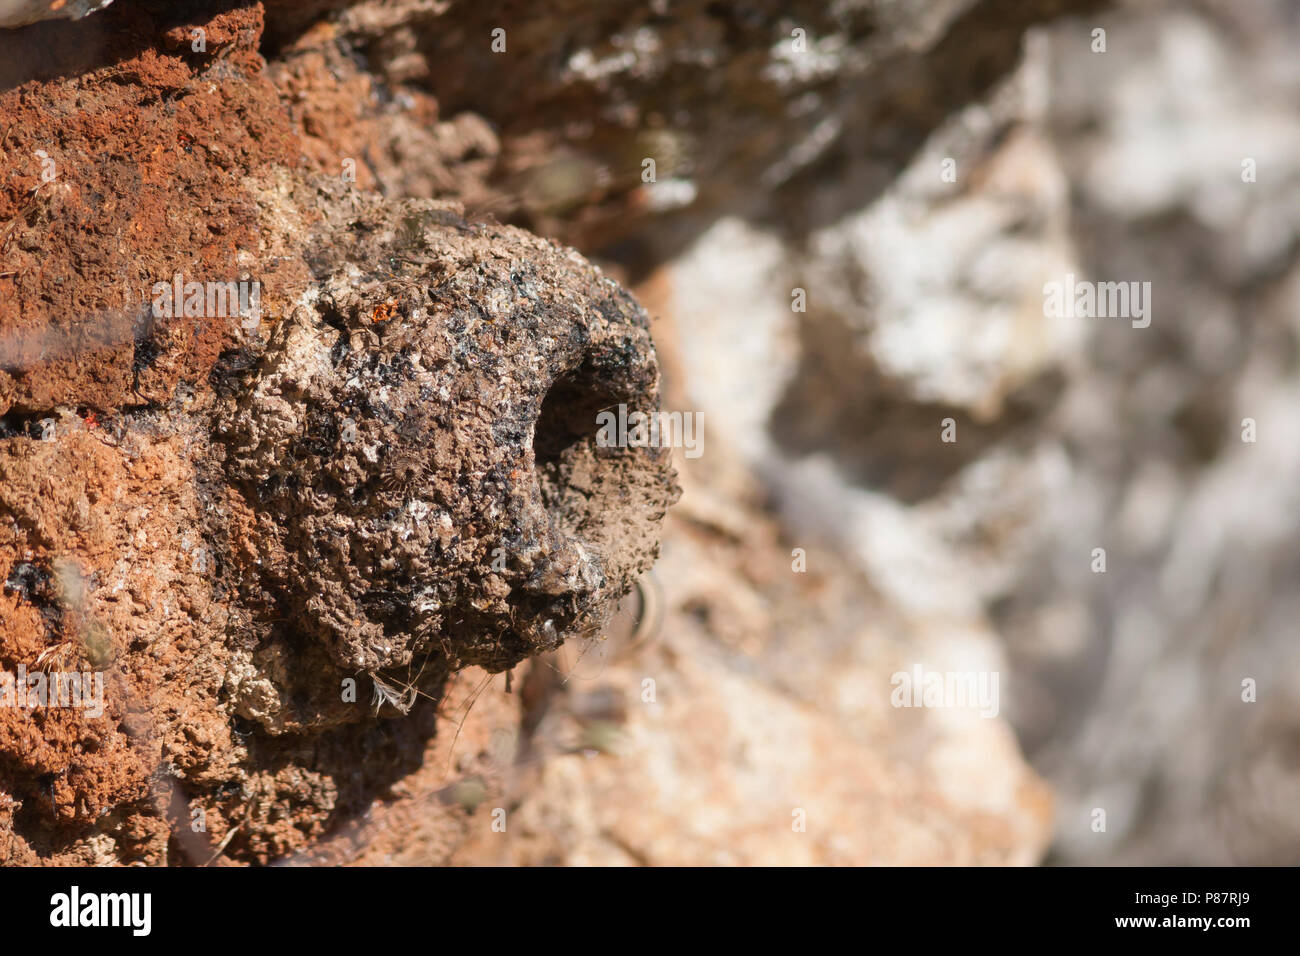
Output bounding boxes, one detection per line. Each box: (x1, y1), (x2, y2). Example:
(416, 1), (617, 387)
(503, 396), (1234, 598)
(0, 182), (676, 864)
(0, 0), (1132, 865)
(308, 0), (1108, 259)
(0, 2), (680, 862)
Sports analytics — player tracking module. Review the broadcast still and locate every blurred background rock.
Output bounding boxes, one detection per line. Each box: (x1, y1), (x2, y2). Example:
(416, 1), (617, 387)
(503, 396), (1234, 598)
(634, 0), (1300, 865)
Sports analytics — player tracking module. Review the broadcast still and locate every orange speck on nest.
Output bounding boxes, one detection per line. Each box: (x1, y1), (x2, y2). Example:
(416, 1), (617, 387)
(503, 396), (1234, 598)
(371, 301), (397, 324)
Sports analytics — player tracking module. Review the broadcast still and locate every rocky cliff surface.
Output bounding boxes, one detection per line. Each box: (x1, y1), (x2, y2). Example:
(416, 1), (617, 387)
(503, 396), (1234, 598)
(5, 0), (1284, 867)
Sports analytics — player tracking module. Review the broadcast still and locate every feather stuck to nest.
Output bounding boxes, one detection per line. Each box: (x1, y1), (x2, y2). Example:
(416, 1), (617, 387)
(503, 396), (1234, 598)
(370, 673), (417, 715)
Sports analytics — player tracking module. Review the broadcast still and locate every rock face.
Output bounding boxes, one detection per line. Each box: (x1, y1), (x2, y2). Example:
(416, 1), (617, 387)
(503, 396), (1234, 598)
(306, 0), (1108, 258)
(0, 0), (1113, 865)
(0, 1), (681, 861)
(0, 192), (676, 866)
